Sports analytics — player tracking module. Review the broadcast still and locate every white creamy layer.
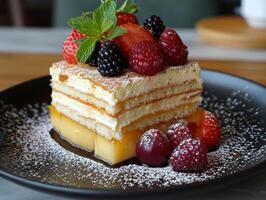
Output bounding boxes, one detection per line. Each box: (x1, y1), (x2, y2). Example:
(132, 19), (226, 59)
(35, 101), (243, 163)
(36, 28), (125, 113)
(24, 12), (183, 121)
(51, 79), (202, 115)
(53, 103), (120, 140)
(53, 103), (199, 140)
(52, 91), (201, 131)
(50, 71), (115, 105)
(50, 62), (201, 104)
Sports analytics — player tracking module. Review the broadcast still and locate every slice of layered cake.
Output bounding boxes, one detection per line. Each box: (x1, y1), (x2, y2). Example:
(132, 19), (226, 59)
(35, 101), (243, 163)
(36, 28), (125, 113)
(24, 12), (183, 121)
(49, 0), (221, 169)
(50, 61), (202, 164)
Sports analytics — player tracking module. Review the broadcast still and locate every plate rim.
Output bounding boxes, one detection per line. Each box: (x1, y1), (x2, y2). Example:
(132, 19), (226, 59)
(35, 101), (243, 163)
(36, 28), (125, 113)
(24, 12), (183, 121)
(0, 69), (265, 197)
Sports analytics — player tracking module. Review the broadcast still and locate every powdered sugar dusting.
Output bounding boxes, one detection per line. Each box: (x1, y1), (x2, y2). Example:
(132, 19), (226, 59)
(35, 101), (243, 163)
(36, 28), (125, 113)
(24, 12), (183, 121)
(0, 89), (265, 190)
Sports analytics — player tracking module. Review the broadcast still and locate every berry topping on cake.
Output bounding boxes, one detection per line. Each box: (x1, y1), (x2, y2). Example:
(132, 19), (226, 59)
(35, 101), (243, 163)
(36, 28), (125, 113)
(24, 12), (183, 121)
(166, 120), (192, 149)
(136, 129), (172, 167)
(86, 42), (101, 67)
(114, 23), (156, 60)
(129, 40), (163, 76)
(66, 0), (127, 67)
(159, 28), (188, 65)
(63, 0), (190, 77)
(169, 138), (208, 172)
(144, 15), (165, 40)
(116, 12), (138, 25)
(98, 41), (125, 77)
(63, 30), (86, 64)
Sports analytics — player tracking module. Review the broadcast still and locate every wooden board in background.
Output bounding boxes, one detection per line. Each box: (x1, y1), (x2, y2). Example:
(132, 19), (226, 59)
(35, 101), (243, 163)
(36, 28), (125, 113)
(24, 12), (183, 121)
(197, 16), (266, 49)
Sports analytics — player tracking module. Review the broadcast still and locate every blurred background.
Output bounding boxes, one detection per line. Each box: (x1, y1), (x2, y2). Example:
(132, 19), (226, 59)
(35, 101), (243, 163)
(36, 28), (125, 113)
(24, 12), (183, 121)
(0, 0), (240, 27)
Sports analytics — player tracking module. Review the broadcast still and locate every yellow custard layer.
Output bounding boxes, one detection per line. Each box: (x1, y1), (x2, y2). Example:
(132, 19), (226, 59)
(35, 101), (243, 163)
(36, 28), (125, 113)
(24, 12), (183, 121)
(49, 106), (141, 165)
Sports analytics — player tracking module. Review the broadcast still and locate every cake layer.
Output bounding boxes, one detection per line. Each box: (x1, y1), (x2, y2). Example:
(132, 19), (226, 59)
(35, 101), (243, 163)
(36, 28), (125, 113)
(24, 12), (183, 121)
(52, 101), (200, 140)
(49, 106), (142, 165)
(50, 106), (96, 151)
(51, 78), (202, 115)
(52, 90), (201, 131)
(50, 61), (201, 104)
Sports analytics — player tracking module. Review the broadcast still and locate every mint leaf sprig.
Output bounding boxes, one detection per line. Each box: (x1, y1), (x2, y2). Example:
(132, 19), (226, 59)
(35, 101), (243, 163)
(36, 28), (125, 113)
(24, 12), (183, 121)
(68, 0), (128, 63)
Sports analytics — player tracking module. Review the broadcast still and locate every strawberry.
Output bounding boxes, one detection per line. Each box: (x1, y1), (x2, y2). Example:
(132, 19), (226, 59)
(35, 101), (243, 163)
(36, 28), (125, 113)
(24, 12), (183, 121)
(114, 24), (156, 60)
(187, 109), (221, 150)
(116, 12), (138, 25)
(63, 30), (86, 64)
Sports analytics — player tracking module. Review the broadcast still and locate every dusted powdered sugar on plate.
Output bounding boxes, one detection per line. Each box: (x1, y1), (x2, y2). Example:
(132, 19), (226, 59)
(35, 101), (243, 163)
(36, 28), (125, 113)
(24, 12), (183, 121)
(0, 89), (265, 190)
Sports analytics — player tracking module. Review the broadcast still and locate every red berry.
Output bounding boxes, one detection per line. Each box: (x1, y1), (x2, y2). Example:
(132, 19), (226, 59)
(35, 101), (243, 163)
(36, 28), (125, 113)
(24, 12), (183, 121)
(129, 40), (163, 76)
(63, 30), (86, 64)
(116, 12), (138, 26)
(114, 24), (156, 60)
(158, 28), (188, 66)
(166, 120), (192, 149)
(187, 109), (221, 150)
(136, 129), (172, 167)
(170, 138), (208, 172)
(198, 111), (221, 150)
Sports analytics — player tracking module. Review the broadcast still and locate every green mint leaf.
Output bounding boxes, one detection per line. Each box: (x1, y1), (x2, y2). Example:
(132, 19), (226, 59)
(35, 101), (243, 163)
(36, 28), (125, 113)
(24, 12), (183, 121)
(93, 0), (116, 34)
(68, 12), (90, 32)
(68, 12), (101, 37)
(107, 27), (127, 40)
(77, 37), (98, 63)
(117, 0), (138, 14)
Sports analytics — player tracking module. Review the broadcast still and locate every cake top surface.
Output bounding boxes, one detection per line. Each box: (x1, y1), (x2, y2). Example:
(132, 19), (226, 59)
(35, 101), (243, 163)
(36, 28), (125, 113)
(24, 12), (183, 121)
(51, 61), (200, 92)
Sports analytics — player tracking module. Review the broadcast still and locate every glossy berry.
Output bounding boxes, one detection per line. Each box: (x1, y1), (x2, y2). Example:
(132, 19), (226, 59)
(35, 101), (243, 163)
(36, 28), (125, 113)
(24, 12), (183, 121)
(143, 15), (165, 40)
(97, 41), (125, 77)
(166, 120), (192, 150)
(129, 40), (163, 76)
(63, 30), (86, 64)
(136, 129), (172, 167)
(114, 24), (156, 60)
(198, 111), (221, 150)
(86, 42), (101, 67)
(158, 28), (188, 66)
(116, 12), (139, 25)
(170, 138), (208, 172)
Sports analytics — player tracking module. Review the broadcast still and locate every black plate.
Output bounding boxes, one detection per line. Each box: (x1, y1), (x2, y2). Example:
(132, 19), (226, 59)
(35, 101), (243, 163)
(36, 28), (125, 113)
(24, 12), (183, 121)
(0, 70), (265, 199)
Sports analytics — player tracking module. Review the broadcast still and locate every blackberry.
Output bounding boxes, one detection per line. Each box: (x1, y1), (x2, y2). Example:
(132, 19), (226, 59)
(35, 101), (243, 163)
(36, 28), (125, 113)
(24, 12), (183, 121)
(86, 42), (101, 67)
(143, 15), (165, 40)
(97, 41), (125, 77)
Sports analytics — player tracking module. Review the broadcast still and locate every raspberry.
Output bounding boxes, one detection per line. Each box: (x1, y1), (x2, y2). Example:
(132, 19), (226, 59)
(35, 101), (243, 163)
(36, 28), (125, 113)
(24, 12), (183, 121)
(158, 28), (188, 66)
(170, 138), (208, 172)
(129, 40), (163, 76)
(63, 30), (86, 64)
(98, 41), (125, 77)
(116, 12), (138, 25)
(136, 129), (172, 167)
(166, 120), (192, 149)
(144, 15), (165, 40)
(86, 42), (101, 67)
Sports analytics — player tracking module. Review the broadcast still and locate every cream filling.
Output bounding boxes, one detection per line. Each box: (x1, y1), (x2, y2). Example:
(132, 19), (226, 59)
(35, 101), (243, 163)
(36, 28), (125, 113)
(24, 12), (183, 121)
(52, 91), (201, 131)
(50, 62), (201, 103)
(53, 102), (199, 140)
(52, 92), (117, 129)
(51, 79), (202, 115)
